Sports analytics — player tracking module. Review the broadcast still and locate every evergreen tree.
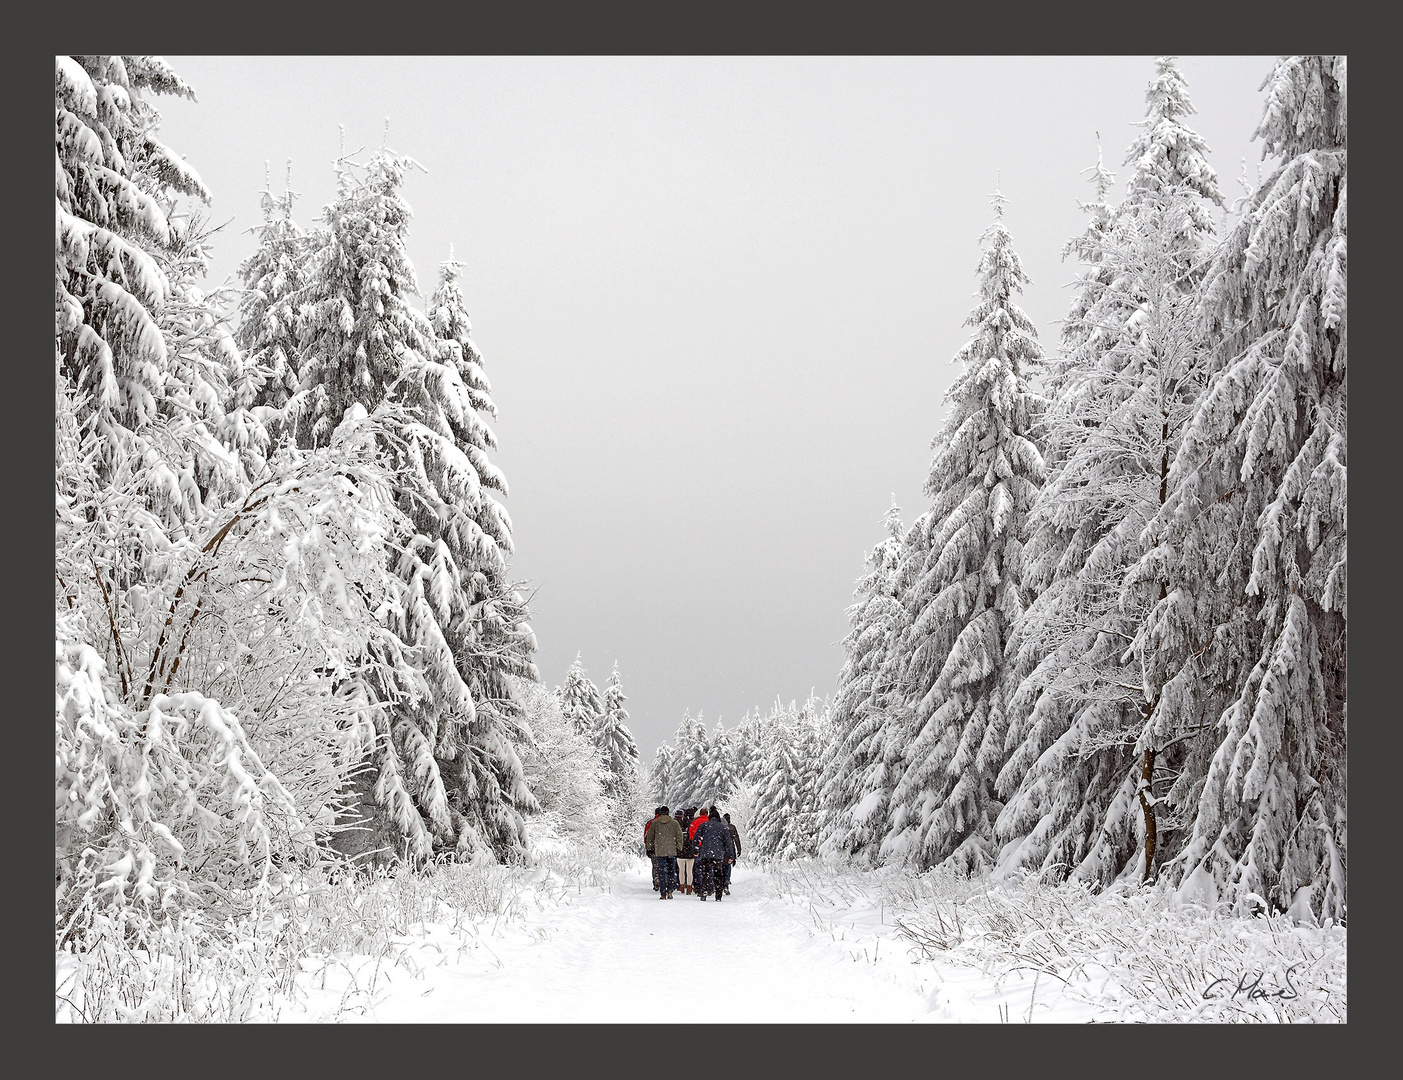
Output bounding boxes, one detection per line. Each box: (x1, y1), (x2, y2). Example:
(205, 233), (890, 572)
(291, 142), (430, 450)
(597, 664), (643, 842)
(649, 742), (677, 805)
(819, 498), (908, 863)
(996, 58), (1224, 886)
(668, 710), (710, 808)
(729, 708), (766, 789)
(1146, 56), (1346, 919)
(56, 55), (248, 525)
(599, 664), (641, 791)
(1121, 57), (1224, 241)
(561, 654), (605, 739)
(883, 192), (1046, 873)
(387, 248), (538, 861)
(234, 162), (305, 455)
(289, 145), (537, 862)
(697, 719), (734, 807)
(750, 700), (823, 860)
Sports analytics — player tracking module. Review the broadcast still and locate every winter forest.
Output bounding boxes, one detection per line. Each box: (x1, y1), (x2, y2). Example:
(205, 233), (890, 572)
(56, 55), (1345, 1022)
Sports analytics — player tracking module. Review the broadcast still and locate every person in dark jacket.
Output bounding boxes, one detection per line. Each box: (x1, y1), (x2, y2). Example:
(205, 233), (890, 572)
(693, 805), (736, 900)
(721, 813), (741, 895)
(645, 805), (686, 898)
(677, 808), (698, 895)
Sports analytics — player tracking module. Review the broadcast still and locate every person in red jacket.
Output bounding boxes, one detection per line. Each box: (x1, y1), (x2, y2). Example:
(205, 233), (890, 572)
(688, 806), (709, 842)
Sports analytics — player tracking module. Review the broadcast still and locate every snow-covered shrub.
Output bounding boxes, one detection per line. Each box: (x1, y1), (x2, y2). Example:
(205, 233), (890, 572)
(511, 677), (611, 848)
(57, 834), (634, 1023)
(888, 870), (1346, 1022)
(56, 389), (416, 921)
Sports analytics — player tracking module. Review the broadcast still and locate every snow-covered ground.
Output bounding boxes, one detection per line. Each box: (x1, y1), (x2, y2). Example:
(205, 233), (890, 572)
(57, 851), (1345, 1023)
(295, 862), (932, 1022)
(267, 858), (1344, 1023)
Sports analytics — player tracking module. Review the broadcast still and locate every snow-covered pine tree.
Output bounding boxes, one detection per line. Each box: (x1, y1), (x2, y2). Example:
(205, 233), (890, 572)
(697, 718), (735, 808)
(234, 162), (305, 454)
(291, 142), (428, 451)
(597, 664), (643, 842)
(385, 248), (539, 861)
(996, 57), (1225, 886)
(819, 498), (909, 864)
(649, 742), (677, 805)
(288, 144), (537, 862)
(668, 710), (710, 808)
(599, 665), (642, 787)
(1121, 57), (1224, 249)
(882, 192), (1046, 873)
(795, 695), (829, 855)
(561, 654), (605, 740)
(55, 55), (247, 529)
(748, 708), (798, 860)
(1144, 56), (1346, 920)
(749, 699), (823, 860)
(992, 149), (1121, 885)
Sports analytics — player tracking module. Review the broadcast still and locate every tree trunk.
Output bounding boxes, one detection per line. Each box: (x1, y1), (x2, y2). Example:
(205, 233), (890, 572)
(1139, 746), (1157, 883)
(1140, 430), (1170, 885)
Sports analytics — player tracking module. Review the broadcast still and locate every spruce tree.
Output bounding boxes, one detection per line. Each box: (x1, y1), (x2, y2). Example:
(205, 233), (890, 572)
(56, 55), (247, 524)
(291, 143), (430, 450)
(234, 163), (305, 454)
(883, 192), (1045, 873)
(599, 666), (641, 781)
(697, 719), (734, 807)
(668, 710), (710, 808)
(561, 654), (605, 739)
(388, 249), (538, 860)
(750, 700), (824, 860)
(289, 145), (537, 862)
(996, 58), (1224, 886)
(729, 708), (766, 789)
(1146, 56), (1346, 919)
(750, 710), (802, 860)
(597, 664), (643, 841)
(819, 498), (908, 863)
(649, 742), (677, 805)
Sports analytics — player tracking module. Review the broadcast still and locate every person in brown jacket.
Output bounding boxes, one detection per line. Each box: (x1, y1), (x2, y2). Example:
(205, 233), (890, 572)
(644, 805), (686, 899)
(645, 807), (667, 892)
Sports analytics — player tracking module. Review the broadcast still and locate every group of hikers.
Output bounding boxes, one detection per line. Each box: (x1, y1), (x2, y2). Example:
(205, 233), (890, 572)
(643, 805), (740, 901)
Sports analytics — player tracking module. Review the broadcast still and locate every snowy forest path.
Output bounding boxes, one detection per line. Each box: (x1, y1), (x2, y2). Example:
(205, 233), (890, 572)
(305, 859), (951, 1022)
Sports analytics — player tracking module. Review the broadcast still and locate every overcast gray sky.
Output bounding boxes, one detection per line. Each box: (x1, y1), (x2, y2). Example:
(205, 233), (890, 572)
(155, 55), (1275, 763)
